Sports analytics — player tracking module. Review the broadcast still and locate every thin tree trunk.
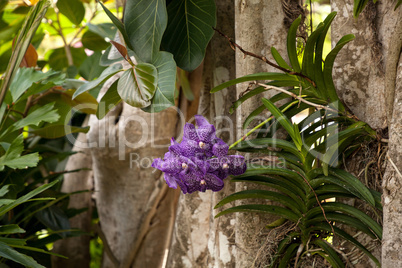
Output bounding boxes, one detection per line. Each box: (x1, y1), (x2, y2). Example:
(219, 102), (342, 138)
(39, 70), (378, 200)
(234, 1), (290, 267)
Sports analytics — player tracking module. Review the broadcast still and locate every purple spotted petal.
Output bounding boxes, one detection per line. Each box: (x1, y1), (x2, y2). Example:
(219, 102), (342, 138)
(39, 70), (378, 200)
(204, 173), (224, 192)
(180, 138), (203, 157)
(164, 173), (178, 189)
(176, 178), (188, 194)
(183, 123), (199, 141)
(195, 115), (211, 127)
(196, 125), (216, 142)
(212, 139), (229, 157)
(225, 155), (247, 175)
(152, 158), (181, 174)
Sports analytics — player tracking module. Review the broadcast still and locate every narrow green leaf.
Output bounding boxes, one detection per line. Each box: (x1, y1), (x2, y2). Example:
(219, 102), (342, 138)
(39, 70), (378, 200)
(96, 80), (121, 119)
(215, 204), (300, 222)
(142, 51), (176, 113)
(0, 180), (58, 217)
(301, 24), (323, 81)
(395, 0), (402, 10)
(323, 34), (355, 103)
(117, 63), (158, 108)
(124, 0), (167, 63)
(353, 0), (369, 18)
(311, 224), (380, 267)
(0, 224), (25, 235)
(306, 202), (382, 239)
(287, 16), (301, 72)
(0, 241), (45, 268)
(261, 98), (302, 149)
(97, 1), (133, 50)
(73, 63), (123, 99)
(314, 12), (337, 100)
(214, 189), (303, 215)
(314, 239), (345, 268)
(271, 47), (291, 70)
(211, 72), (297, 93)
(278, 243), (299, 268)
(29, 125), (89, 139)
(56, 0), (85, 25)
(162, 0), (216, 71)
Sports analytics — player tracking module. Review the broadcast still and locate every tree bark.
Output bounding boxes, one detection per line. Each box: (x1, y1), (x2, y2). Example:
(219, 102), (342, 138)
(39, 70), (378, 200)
(331, 1), (402, 267)
(52, 127), (93, 268)
(234, 1), (290, 267)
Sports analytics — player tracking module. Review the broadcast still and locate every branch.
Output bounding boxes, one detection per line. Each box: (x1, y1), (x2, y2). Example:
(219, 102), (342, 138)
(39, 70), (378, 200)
(213, 27), (316, 87)
(257, 83), (340, 114)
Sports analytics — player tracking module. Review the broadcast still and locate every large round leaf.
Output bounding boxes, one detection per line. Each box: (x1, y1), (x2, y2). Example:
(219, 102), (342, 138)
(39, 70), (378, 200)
(162, 0), (216, 71)
(123, 0), (167, 63)
(81, 31), (109, 51)
(56, 0), (85, 25)
(117, 63), (158, 108)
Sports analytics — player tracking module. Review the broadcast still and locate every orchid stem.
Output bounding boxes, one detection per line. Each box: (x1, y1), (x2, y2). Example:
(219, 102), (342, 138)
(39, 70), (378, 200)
(229, 101), (296, 150)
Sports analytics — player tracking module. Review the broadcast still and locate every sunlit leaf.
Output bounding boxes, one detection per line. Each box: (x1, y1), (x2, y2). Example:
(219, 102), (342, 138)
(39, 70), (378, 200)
(56, 0), (85, 25)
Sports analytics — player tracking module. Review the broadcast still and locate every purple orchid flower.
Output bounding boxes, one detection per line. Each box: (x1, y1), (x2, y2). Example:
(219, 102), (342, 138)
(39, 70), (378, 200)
(152, 115), (247, 194)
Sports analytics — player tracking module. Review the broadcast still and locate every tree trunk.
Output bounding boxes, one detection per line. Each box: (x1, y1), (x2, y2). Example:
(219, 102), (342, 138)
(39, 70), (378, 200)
(331, 1), (402, 267)
(166, 1), (237, 267)
(234, 1), (290, 267)
(52, 127), (93, 268)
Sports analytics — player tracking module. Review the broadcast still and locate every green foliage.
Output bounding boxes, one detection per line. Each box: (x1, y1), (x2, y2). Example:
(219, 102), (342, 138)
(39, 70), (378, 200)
(353, 0), (401, 17)
(81, 0), (216, 113)
(213, 13), (381, 267)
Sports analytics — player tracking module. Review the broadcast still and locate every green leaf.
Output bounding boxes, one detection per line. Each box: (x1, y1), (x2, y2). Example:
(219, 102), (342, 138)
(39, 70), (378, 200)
(237, 166), (308, 194)
(0, 180), (58, 217)
(47, 47), (86, 71)
(287, 16), (301, 72)
(261, 98), (302, 149)
(56, 0), (85, 25)
(211, 72), (297, 93)
(278, 243), (299, 268)
(29, 125), (89, 139)
(0, 241), (45, 268)
(306, 202), (382, 239)
(73, 63), (123, 99)
(234, 138), (304, 162)
(353, 0), (369, 18)
(0, 224), (25, 235)
(0, 134), (39, 171)
(328, 168), (375, 206)
(214, 190), (303, 215)
(314, 239), (345, 268)
(117, 63), (158, 108)
(96, 80), (121, 119)
(271, 47), (291, 70)
(311, 224), (380, 267)
(5, 103), (59, 135)
(162, 0), (216, 71)
(142, 51), (176, 113)
(231, 176), (306, 209)
(97, 1), (133, 50)
(314, 12), (336, 100)
(124, 0), (167, 63)
(81, 30), (109, 51)
(215, 204), (300, 222)
(395, 0), (402, 10)
(301, 24), (323, 81)
(87, 23), (117, 40)
(9, 68), (55, 103)
(79, 52), (107, 81)
(0, 185), (10, 197)
(323, 34), (355, 103)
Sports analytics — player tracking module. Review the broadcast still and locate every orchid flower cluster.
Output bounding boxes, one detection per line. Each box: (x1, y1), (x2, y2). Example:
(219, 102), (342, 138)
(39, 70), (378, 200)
(152, 115), (247, 194)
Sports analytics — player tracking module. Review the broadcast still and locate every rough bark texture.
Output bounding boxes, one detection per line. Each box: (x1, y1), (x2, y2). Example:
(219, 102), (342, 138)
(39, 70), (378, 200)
(86, 70), (179, 267)
(52, 128), (93, 268)
(234, 1), (289, 267)
(331, 1), (401, 129)
(331, 1), (402, 267)
(382, 56), (402, 268)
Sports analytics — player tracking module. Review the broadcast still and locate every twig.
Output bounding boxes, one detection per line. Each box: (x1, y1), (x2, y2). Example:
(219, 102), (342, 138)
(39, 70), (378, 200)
(257, 83), (340, 114)
(94, 223), (120, 268)
(387, 154), (402, 180)
(54, 11), (74, 66)
(213, 27), (316, 87)
(69, 4), (99, 46)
